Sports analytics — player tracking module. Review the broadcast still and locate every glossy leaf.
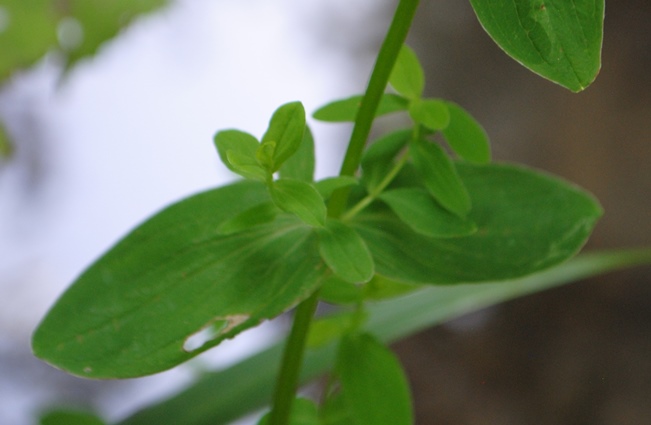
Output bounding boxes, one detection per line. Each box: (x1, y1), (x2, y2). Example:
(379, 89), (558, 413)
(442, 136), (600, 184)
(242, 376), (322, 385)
(354, 162), (603, 284)
(379, 187), (477, 237)
(270, 179), (326, 227)
(214, 130), (265, 180)
(337, 333), (413, 425)
(217, 202), (279, 235)
(411, 140), (471, 217)
(317, 220), (374, 283)
(258, 398), (319, 425)
(408, 98), (450, 130)
(469, 0), (605, 92)
(442, 102), (491, 163)
(312, 94), (409, 122)
(32, 181), (326, 378)
(314, 176), (359, 200)
(261, 101), (306, 171)
(279, 126), (315, 182)
(389, 44), (424, 99)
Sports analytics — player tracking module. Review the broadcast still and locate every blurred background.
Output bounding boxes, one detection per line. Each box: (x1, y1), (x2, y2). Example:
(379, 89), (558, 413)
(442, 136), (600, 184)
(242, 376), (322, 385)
(1, 0), (650, 424)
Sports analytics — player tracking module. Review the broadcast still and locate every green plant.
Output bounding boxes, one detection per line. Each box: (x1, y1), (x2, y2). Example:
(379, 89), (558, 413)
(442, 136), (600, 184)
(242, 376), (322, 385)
(28, 1), (651, 424)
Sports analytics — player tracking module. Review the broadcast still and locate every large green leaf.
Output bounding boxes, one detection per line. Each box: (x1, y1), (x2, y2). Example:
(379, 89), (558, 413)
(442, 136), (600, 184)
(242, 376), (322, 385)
(32, 181), (326, 378)
(354, 162), (602, 284)
(469, 0), (604, 92)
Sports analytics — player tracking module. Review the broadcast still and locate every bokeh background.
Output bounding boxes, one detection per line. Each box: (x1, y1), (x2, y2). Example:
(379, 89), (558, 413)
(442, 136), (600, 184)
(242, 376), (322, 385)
(1, 0), (649, 424)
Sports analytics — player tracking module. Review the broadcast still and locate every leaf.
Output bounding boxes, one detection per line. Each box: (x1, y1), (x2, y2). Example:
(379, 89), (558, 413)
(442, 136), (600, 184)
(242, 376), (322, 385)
(40, 410), (106, 425)
(312, 94), (409, 122)
(270, 179), (326, 227)
(307, 311), (359, 348)
(362, 275), (420, 301)
(337, 333), (413, 425)
(317, 220), (374, 283)
(32, 181), (326, 378)
(261, 101), (306, 171)
(258, 398), (319, 425)
(379, 188), (477, 237)
(320, 392), (353, 425)
(114, 249), (651, 425)
(469, 0), (605, 92)
(318, 276), (363, 305)
(217, 202), (279, 235)
(353, 162), (603, 284)
(279, 126), (315, 182)
(408, 98), (450, 130)
(214, 130), (266, 180)
(411, 140), (471, 217)
(360, 129), (411, 192)
(442, 102), (491, 163)
(389, 44), (424, 99)
(314, 176), (359, 200)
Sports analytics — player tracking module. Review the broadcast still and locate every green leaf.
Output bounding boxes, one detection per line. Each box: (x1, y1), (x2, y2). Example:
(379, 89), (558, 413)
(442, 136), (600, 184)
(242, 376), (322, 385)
(337, 333), (413, 425)
(362, 275), (421, 301)
(319, 275), (363, 305)
(270, 179), (326, 227)
(360, 129), (411, 192)
(442, 102), (491, 163)
(379, 187), (477, 237)
(411, 140), (471, 217)
(258, 398), (319, 425)
(318, 220), (374, 284)
(0, 121), (14, 159)
(314, 176), (359, 200)
(40, 409), (105, 425)
(32, 181), (326, 378)
(469, 0), (604, 92)
(389, 44), (424, 99)
(279, 126), (315, 182)
(214, 130), (266, 180)
(307, 311), (359, 348)
(408, 98), (450, 130)
(312, 94), (409, 122)
(261, 101), (306, 172)
(354, 162), (603, 284)
(320, 392), (353, 425)
(217, 202), (279, 235)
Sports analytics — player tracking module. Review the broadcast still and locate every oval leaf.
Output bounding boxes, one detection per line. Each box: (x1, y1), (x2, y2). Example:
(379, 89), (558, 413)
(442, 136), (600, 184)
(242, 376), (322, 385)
(411, 140), (471, 217)
(389, 44), (424, 99)
(353, 162), (603, 284)
(317, 220), (374, 283)
(337, 333), (413, 425)
(261, 101), (306, 171)
(469, 0), (605, 92)
(408, 98), (450, 130)
(270, 179), (326, 227)
(361, 129), (411, 192)
(312, 94), (409, 122)
(279, 125), (315, 182)
(379, 187), (477, 237)
(214, 129), (265, 179)
(442, 102), (491, 163)
(315, 176), (359, 200)
(32, 181), (326, 378)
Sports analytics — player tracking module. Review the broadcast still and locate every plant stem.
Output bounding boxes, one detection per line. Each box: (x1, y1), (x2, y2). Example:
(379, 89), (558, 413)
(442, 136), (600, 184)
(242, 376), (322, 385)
(328, 0), (420, 218)
(267, 290), (320, 425)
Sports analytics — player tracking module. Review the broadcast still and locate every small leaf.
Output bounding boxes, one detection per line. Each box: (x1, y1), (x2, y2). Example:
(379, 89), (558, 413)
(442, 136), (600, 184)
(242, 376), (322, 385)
(217, 202), (279, 235)
(312, 94), (409, 122)
(379, 187), (477, 237)
(408, 98), (450, 130)
(362, 275), (420, 301)
(307, 311), (359, 348)
(226, 150), (268, 181)
(442, 102), (491, 163)
(40, 410), (105, 425)
(319, 275), (363, 305)
(315, 176), (359, 200)
(411, 140), (471, 217)
(337, 333), (413, 425)
(389, 44), (425, 99)
(317, 220), (374, 283)
(279, 126), (315, 182)
(258, 398), (319, 425)
(360, 129), (411, 192)
(469, 0), (605, 92)
(261, 101), (306, 171)
(270, 179), (326, 227)
(214, 130), (266, 180)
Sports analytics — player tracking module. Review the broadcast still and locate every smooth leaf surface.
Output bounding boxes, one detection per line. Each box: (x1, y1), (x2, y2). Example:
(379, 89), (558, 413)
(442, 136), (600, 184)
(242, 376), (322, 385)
(389, 44), (424, 99)
(217, 202), (279, 235)
(40, 410), (105, 425)
(442, 102), (491, 163)
(32, 181), (326, 378)
(318, 220), (374, 283)
(379, 187), (477, 237)
(314, 176), (359, 200)
(116, 249), (651, 425)
(354, 162), (602, 284)
(214, 130), (264, 179)
(270, 179), (326, 227)
(469, 0), (604, 91)
(337, 333), (413, 425)
(360, 129), (410, 192)
(279, 126), (315, 182)
(408, 98), (450, 130)
(312, 94), (409, 122)
(258, 398), (319, 425)
(411, 140), (471, 217)
(261, 102), (306, 171)
(318, 276), (363, 305)
(320, 392), (353, 425)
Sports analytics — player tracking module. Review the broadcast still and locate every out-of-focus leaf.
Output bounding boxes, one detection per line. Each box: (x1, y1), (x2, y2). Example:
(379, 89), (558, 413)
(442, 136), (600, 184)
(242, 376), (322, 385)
(355, 162), (602, 284)
(257, 398), (319, 425)
(319, 276), (362, 305)
(360, 129), (411, 192)
(442, 102), (491, 163)
(0, 121), (13, 159)
(261, 101), (306, 172)
(314, 176), (359, 200)
(40, 409), (105, 425)
(32, 181), (326, 378)
(270, 179), (326, 227)
(217, 202), (279, 235)
(317, 220), (374, 284)
(214, 130), (266, 180)
(389, 44), (424, 99)
(469, 0), (604, 92)
(312, 94), (409, 122)
(408, 98), (450, 130)
(279, 126), (315, 182)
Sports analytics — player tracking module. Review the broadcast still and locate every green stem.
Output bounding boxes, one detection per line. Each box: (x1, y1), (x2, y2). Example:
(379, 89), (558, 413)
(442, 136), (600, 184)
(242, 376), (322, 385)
(328, 0), (420, 218)
(267, 290), (320, 425)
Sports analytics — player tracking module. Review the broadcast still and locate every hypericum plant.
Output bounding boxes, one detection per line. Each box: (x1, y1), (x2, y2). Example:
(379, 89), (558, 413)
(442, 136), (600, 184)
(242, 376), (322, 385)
(30, 1), (651, 424)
